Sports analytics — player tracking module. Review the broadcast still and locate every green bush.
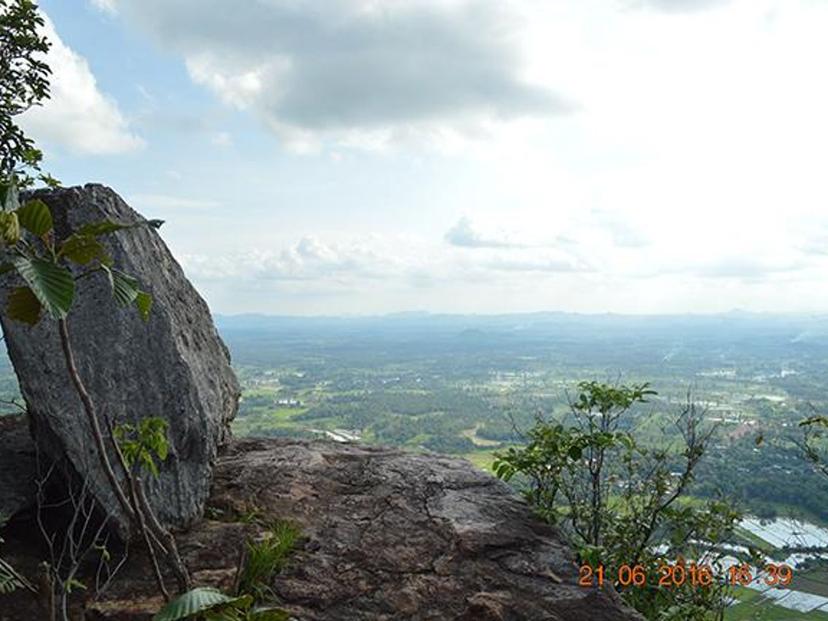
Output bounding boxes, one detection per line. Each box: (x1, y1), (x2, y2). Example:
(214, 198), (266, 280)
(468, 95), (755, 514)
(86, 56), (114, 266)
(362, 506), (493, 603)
(495, 381), (743, 621)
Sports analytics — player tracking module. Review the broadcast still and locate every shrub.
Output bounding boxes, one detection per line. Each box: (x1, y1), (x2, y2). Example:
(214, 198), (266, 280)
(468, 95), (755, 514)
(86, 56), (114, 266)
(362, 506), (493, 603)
(495, 382), (743, 620)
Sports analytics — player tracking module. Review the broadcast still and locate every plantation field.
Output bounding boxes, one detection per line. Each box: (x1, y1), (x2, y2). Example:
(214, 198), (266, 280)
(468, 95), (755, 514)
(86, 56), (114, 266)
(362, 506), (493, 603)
(727, 587), (828, 620)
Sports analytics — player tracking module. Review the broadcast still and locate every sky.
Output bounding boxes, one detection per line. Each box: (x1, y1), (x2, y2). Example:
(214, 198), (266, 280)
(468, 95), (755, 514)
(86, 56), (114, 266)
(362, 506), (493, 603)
(17, 0), (828, 315)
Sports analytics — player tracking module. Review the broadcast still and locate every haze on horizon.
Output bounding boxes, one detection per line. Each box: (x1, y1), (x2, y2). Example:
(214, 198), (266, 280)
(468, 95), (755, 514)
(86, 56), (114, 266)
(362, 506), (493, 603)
(21, 0), (828, 316)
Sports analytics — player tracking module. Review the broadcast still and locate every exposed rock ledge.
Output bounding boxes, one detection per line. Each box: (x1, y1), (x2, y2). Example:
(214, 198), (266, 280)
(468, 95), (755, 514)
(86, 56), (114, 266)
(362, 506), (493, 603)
(2, 437), (641, 620)
(101, 438), (639, 620)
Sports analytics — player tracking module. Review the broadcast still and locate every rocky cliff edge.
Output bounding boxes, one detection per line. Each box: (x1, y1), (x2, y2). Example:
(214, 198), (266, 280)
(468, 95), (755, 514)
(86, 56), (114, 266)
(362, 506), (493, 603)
(3, 434), (641, 620)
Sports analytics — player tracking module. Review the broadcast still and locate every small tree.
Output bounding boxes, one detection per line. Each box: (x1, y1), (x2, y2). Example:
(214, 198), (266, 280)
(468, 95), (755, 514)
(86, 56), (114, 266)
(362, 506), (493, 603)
(494, 382), (743, 621)
(33, 446), (130, 621)
(0, 0), (55, 185)
(0, 0), (188, 610)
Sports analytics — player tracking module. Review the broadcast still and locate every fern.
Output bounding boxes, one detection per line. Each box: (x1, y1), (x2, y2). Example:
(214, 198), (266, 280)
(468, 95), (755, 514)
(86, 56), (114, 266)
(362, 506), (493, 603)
(0, 557), (24, 594)
(154, 521), (299, 620)
(0, 514), (22, 595)
(237, 521), (300, 602)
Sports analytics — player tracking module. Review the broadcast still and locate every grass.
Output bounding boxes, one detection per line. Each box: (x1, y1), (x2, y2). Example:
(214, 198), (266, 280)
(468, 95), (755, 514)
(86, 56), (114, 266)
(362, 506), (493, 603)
(460, 425), (502, 447)
(270, 407), (306, 422)
(407, 433), (430, 446)
(237, 520), (301, 602)
(461, 449), (498, 472)
(232, 404), (346, 439)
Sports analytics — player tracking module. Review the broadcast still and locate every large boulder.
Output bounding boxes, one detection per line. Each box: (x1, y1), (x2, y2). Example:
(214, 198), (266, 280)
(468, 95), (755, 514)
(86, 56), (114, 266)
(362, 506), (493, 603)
(0, 184), (239, 534)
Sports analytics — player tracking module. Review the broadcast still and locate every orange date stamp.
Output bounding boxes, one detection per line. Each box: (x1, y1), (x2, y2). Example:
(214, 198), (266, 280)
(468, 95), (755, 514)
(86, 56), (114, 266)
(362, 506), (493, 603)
(578, 562), (793, 589)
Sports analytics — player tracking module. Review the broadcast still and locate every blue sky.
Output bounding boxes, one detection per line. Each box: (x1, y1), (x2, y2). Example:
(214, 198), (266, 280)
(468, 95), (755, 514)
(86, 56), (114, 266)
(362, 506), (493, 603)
(19, 0), (828, 315)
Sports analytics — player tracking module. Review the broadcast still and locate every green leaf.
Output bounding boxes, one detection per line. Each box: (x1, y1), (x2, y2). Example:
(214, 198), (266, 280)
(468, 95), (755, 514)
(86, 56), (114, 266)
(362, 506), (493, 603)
(105, 269), (152, 321)
(16, 199), (52, 236)
(247, 608), (289, 621)
(0, 212), (20, 245)
(141, 452), (159, 477)
(38, 173), (61, 189)
(135, 290), (152, 321)
(21, 148), (43, 167)
(617, 433), (635, 451)
(13, 258), (74, 319)
(103, 267), (140, 307)
(7, 286), (42, 325)
(0, 559), (23, 595)
(59, 233), (111, 265)
(567, 445), (583, 461)
(93, 543), (111, 563)
(114, 417), (169, 478)
(64, 578), (86, 593)
(153, 588), (245, 621)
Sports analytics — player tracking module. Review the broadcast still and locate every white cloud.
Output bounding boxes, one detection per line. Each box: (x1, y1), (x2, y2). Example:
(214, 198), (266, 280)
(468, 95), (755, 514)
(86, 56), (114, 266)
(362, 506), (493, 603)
(89, 0), (118, 14)
(18, 14), (143, 155)
(181, 227), (596, 299)
(445, 217), (526, 249)
(692, 257), (804, 281)
(485, 253), (592, 274)
(172, 221), (828, 315)
(182, 236), (404, 284)
(62, 0), (828, 314)
(630, 0), (731, 13)
(588, 209), (650, 249)
(109, 0), (569, 151)
(210, 131), (232, 147)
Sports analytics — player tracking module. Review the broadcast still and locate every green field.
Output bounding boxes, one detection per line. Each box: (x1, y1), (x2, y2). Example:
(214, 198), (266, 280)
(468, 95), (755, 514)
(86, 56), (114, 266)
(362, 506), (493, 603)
(794, 570), (828, 598)
(726, 587), (828, 620)
(460, 449), (497, 471)
(219, 314), (828, 530)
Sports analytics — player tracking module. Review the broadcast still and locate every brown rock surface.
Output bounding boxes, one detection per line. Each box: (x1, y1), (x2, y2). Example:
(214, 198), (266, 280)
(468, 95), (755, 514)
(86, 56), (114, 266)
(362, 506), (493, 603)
(0, 438), (641, 620)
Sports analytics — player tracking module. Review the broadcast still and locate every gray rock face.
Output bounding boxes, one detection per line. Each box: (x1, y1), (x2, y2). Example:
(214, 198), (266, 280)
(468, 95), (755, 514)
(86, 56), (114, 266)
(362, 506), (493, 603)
(0, 415), (36, 521)
(0, 184), (239, 534)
